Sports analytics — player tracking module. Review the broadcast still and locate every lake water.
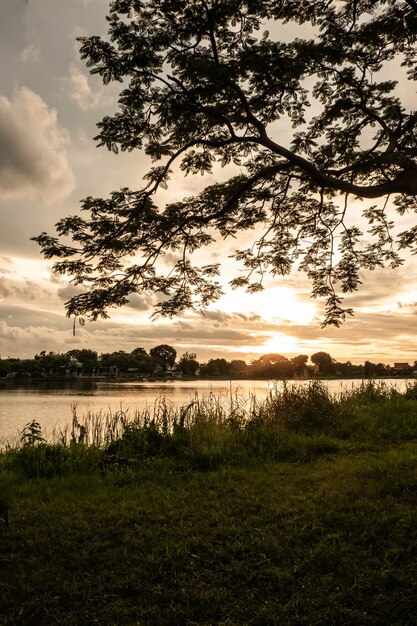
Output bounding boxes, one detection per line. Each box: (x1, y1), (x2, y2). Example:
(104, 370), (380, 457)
(0, 378), (411, 444)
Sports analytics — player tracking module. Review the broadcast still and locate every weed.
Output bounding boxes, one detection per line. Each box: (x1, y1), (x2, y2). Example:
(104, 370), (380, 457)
(20, 420), (45, 447)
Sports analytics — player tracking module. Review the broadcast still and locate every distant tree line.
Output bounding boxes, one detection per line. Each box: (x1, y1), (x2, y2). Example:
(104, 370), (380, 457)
(0, 347), (415, 380)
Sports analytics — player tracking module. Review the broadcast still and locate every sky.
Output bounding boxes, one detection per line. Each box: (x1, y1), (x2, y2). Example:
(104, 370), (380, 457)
(1, 0), (417, 366)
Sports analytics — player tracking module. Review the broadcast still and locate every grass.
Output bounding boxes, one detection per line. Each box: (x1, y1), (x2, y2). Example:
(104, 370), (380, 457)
(1, 380), (417, 624)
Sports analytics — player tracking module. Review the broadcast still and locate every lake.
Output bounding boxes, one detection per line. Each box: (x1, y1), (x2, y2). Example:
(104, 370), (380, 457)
(0, 378), (411, 444)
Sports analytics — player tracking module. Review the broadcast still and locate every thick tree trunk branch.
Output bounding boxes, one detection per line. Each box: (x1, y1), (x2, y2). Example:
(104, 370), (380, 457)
(258, 135), (417, 198)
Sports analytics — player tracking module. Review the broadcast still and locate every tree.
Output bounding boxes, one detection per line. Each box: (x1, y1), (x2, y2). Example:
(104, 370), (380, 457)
(258, 354), (288, 365)
(229, 359), (249, 375)
(0, 359), (17, 378)
(99, 348), (152, 374)
(34, 1), (417, 327)
(149, 344), (177, 371)
(66, 349), (98, 374)
(130, 347), (153, 373)
(363, 360), (379, 377)
(311, 351), (334, 375)
(250, 353), (294, 378)
(200, 358), (231, 376)
(291, 355), (309, 376)
(34, 351), (71, 372)
(100, 350), (134, 373)
(177, 352), (200, 376)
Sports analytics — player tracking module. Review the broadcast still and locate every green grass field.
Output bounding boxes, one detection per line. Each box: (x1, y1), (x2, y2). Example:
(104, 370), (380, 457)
(1, 381), (417, 624)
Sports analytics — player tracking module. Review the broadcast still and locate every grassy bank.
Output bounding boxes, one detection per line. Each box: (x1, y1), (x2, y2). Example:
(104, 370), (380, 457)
(1, 381), (417, 624)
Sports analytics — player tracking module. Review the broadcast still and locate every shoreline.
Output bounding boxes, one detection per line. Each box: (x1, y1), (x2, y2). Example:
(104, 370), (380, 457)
(1, 374), (415, 384)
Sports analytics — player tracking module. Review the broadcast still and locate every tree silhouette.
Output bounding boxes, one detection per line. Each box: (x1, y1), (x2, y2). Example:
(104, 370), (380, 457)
(66, 349), (98, 373)
(178, 352), (200, 376)
(311, 351), (334, 375)
(199, 358), (231, 376)
(291, 355), (309, 376)
(34, 1), (417, 326)
(229, 359), (249, 375)
(149, 344), (177, 370)
(250, 353), (294, 378)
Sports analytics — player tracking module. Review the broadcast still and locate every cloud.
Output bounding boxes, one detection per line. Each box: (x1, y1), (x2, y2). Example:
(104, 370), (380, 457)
(0, 275), (50, 302)
(0, 87), (75, 202)
(21, 42), (41, 63)
(57, 283), (85, 303)
(0, 257), (12, 273)
(68, 62), (111, 110)
(0, 304), (69, 330)
(3, 293), (417, 364)
(0, 320), (77, 359)
(162, 252), (181, 266)
(126, 293), (155, 311)
(3, 252), (417, 364)
(78, 318), (272, 354)
(200, 310), (262, 324)
(57, 285), (155, 312)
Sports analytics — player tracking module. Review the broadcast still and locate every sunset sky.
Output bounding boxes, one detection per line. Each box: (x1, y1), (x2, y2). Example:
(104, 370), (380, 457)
(1, 0), (417, 365)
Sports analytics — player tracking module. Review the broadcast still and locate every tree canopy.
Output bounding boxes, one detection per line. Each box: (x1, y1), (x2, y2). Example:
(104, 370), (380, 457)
(311, 351), (334, 374)
(34, 0), (417, 326)
(149, 344), (177, 369)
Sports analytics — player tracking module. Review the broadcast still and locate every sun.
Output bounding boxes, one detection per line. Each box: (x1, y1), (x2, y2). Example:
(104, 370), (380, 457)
(216, 286), (318, 325)
(237, 332), (301, 356)
(262, 333), (301, 354)
(254, 333), (300, 356)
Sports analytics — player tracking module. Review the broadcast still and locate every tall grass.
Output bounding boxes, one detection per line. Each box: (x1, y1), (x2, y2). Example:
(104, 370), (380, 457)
(3, 380), (417, 478)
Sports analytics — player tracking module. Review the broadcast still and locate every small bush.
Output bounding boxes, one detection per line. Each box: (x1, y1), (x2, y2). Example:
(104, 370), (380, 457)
(10, 443), (103, 478)
(403, 381), (417, 400)
(248, 381), (336, 434)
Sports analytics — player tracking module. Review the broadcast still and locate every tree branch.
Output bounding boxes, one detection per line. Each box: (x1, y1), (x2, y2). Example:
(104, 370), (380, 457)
(195, 162), (290, 225)
(258, 135), (417, 198)
(405, 0), (417, 14)
(202, 0), (220, 65)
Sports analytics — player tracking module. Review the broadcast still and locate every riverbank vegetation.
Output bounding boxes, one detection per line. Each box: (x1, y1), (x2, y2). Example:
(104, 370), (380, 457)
(2, 381), (417, 623)
(1, 345), (414, 381)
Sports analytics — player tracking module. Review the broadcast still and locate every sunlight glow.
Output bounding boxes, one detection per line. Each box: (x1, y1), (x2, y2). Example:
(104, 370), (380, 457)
(237, 332), (301, 356)
(217, 286), (318, 325)
(5, 256), (52, 282)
